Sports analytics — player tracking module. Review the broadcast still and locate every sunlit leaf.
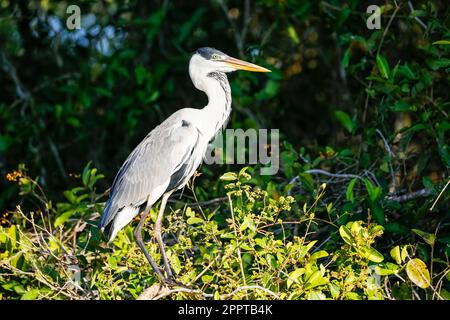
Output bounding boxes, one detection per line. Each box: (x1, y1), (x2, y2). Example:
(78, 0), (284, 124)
(376, 54), (390, 79)
(406, 258), (431, 289)
(390, 246), (402, 264)
(412, 229), (436, 246)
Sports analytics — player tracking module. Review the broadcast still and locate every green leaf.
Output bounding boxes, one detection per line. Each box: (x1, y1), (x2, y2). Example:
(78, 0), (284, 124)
(54, 210), (75, 227)
(94, 87), (112, 97)
(412, 229), (436, 246)
(401, 246), (409, 262)
(432, 40), (450, 45)
(240, 216), (256, 232)
(358, 246), (384, 263)
(304, 269), (328, 290)
(364, 179), (381, 202)
(238, 166), (250, 178)
(144, 91), (160, 104)
(63, 190), (77, 204)
(427, 58), (450, 71)
(306, 291), (327, 300)
(440, 289), (450, 300)
(339, 225), (354, 245)
(0, 135), (13, 152)
(134, 65), (148, 85)
(406, 258), (431, 289)
(334, 110), (355, 133)
(392, 100), (410, 112)
(201, 274), (214, 284)
(255, 79), (280, 100)
(375, 262), (400, 275)
(287, 25), (300, 44)
(187, 216), (203, 225)
(21, 289), (39, 300)
(341, 48), (350, 68)
(67, 117), (81, 128)
(219, 172), (237, 181)
(376, 54), (390, 79)
(81, 162), (92, 187)
(371, 203), (385, 225)
(345, 178), (356, 202)
(422, 176), (435, 193)
(287, 268), (304, 289)
(176, 8), (206, 45)
(390, 246), (402, 264)
(310, 250), (329, 261)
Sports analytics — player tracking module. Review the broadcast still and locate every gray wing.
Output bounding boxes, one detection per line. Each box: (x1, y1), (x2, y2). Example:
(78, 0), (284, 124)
(99, 115), (202, 229)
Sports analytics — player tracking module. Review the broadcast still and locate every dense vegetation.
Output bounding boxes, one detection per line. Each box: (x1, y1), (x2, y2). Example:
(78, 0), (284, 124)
(0, 0), (449, 300)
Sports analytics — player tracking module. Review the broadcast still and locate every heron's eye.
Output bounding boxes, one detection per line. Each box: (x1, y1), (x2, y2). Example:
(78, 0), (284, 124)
(211, 53), (221, 60)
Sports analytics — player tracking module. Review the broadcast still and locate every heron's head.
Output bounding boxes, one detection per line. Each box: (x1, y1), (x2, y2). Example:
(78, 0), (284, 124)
(189, 47), (270, 90)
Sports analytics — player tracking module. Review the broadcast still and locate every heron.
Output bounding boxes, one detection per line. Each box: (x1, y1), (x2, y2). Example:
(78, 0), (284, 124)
(99, 47), (270, 284)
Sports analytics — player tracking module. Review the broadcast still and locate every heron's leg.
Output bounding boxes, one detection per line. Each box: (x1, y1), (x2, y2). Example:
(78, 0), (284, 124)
(134, 201), (165, 282)
(154, 191), (174, 279)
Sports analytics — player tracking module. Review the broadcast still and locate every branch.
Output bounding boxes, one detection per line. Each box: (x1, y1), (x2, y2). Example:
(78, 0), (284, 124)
(0, 51), (33, 104)
(137, 284), (279, 300)
(430, 179), (450, 211)
(363, 1), (400, 124)
(407, 1), (427, 30)
(305, 169), (364, 181)
(168, 197), (227, 208)
(376, 129), (396, 193)
(221, 285), (280, 299)
(387, 189), (432, 202)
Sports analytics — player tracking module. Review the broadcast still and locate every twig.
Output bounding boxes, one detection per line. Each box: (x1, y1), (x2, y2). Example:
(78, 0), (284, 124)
(151, 286), (209, 300)
(433, 269), (450, 300)
(305, 169), (364, 181)
(227, 194), (247, 292)
(48, 137), (68, 179)
(376, 1), (400, 57)
(221, 285), (279, 299)
(140, 284), (279, 300)
(189, 254), (221, 285)
(217, 0), (252, 56)
(0, 51), (33, 103)
(430, 179), (450, 211)
(376, 129), (396, 193)
(387, 189), (432, 202)
(168, 197), (227, 208)
(363, 1), (400, 124)
(407, 1), (427, 30)
(406, 255), (443, 300)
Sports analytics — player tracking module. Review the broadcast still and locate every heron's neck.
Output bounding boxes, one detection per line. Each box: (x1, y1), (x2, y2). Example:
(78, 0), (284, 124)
(200, 72), (231, 139)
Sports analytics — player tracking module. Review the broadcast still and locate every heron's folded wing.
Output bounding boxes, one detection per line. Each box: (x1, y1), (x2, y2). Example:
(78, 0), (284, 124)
(100, 118), (200, 228)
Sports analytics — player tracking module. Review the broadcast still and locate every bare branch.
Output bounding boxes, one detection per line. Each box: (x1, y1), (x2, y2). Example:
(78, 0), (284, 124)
(430, 179), (450, 211)
(376, 129), (396, 193)
(168, 196), (227, 208)
(387, 189), (432, 202)
(305, 169), (364, 181)
(408, 1), (427, 30)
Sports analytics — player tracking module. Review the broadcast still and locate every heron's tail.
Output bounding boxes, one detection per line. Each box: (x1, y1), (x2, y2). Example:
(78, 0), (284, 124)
(99, 203), (139, 243)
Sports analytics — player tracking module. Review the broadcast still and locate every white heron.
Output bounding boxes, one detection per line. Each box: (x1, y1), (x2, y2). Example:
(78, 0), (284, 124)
(99, 47), (270, 284)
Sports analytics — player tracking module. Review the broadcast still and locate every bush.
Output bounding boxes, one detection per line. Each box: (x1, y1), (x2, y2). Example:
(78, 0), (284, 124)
(1, 165), (448, 300)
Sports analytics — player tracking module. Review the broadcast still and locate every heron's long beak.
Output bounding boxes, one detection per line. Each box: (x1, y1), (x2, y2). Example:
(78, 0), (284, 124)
(224, 56), (271, 72)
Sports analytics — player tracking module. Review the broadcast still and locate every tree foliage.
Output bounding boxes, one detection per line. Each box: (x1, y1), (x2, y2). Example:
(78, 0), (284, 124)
(0, 0), (449, 300)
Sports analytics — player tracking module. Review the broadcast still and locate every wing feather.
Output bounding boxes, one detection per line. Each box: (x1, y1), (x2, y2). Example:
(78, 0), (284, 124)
(100, 113), (202, 229)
